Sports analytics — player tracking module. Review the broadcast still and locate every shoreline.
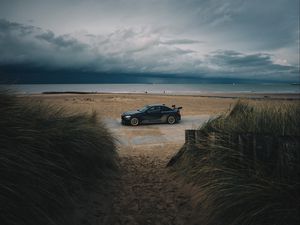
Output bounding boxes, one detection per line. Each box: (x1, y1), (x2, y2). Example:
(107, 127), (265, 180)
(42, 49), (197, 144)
(3, 83), (299, 98)
(26, 91), (300, 100)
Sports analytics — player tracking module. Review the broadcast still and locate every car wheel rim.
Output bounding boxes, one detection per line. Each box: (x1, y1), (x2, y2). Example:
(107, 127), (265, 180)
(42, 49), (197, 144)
(168, 116), (175, 124)
(131, 118), (138, 126)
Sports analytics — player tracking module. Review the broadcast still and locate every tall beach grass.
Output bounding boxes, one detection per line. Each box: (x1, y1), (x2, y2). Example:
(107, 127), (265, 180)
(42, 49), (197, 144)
(170, 100), (300, 225)
(0, 92), (118, 225)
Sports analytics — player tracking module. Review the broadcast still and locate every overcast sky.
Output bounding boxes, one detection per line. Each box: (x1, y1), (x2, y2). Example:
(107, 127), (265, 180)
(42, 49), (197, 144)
(0, 0), (299, 82)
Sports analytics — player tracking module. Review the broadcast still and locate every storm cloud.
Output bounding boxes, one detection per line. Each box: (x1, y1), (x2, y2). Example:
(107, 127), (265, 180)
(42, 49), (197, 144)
(0, 0), (299, 83)
(204, 50), (298, 80)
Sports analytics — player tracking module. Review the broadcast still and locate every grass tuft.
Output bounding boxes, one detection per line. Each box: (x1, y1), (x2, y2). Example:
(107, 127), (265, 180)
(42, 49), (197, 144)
(170, 100), (300, 225)
(0, 92), (118, 225)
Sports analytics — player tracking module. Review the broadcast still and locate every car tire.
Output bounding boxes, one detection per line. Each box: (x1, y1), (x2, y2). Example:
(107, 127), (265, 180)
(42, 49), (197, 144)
(167, 115), (176, 124)
(130, 117), (139, 126)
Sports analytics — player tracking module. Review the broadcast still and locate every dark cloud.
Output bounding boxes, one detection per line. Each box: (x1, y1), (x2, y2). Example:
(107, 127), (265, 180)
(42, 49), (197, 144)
(0, 18), (298, 82)
(35, 31), (87, 50)
(205, 50), (297, 81)
(0, 19), (38, 35)
(0, 19), (94, 68)
(209, 50), (273, 67)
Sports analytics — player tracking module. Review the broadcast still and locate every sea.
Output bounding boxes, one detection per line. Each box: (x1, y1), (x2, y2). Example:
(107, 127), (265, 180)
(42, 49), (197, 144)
(1, 83), (300, 95)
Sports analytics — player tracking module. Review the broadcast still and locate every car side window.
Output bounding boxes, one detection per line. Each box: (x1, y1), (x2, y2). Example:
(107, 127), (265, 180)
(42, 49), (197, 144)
(147, 107), (155, 113)
(147, 106), (160, 113)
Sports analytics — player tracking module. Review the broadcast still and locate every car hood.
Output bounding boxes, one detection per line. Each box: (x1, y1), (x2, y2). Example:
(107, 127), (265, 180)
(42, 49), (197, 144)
(122, 110), (141, 116)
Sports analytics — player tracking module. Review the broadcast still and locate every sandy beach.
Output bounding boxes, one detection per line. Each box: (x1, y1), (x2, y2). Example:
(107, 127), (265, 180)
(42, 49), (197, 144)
(23, 92), (299, 118)
(24, 92), (299, 149)
(23, 93), (299, 224)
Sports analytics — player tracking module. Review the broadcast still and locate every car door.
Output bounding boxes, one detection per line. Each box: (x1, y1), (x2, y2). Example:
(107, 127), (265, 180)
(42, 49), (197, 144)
(144, 106), (162, 123)
(160, 106), (172, 122)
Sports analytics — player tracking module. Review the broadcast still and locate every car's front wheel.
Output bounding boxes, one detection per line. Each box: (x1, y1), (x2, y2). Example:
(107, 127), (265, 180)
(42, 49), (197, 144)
(130, 117), (139, 126)
(167, 115), (176, 124)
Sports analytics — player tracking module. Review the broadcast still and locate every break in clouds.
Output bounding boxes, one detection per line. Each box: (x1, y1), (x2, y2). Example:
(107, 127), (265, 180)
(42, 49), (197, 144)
(0, 0), (299, 82)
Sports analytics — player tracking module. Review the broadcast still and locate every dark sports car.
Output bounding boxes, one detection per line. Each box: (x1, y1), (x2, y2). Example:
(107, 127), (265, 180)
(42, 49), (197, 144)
(121, 104), (182, 126)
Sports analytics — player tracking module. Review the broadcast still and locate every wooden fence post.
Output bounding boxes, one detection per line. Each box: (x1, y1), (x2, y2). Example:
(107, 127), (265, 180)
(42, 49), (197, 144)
(185, 130), (196, 144)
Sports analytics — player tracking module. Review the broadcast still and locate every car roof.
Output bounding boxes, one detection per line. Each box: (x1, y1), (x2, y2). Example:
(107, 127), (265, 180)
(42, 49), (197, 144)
(147, 104), (170, 107)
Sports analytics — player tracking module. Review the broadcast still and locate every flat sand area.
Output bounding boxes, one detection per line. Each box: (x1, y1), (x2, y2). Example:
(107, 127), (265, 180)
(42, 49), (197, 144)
(24, 92), (299, 118)
(25, 93), (299, 225)
(25, 92), (299, 152)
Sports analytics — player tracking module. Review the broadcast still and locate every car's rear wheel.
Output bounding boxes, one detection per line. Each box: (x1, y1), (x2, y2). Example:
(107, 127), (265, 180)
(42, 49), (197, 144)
(167, 115), (176, 124)
(130, 117), (139, 126)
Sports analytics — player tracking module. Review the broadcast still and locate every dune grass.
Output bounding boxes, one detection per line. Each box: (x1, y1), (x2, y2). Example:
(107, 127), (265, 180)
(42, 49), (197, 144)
(0, 92), (118, 225)
(170, 100), (300, 225)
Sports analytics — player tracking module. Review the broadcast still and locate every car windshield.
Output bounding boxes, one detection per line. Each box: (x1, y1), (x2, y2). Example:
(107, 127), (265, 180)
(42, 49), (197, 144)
(138, 105), (150, 112)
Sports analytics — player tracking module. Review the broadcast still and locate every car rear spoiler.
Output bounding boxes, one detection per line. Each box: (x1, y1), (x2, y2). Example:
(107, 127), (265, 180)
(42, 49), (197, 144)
(172, 105), (182, 110)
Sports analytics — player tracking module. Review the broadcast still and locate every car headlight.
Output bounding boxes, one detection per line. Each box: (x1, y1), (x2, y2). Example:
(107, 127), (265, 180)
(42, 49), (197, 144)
(124, 115), (131, 119)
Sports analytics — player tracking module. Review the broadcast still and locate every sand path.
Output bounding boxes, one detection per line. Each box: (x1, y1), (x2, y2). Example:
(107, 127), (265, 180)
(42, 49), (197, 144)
(105, 147), (193, 225)
(104, 115), (211, 146)
(96, 116), (210, 224)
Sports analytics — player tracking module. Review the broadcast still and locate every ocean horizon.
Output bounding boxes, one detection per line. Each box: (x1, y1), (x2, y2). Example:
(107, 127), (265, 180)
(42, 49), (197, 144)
(1, 83), (300, 95)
